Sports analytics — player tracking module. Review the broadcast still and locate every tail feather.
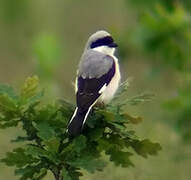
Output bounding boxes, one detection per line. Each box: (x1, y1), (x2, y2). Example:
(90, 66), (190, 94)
(67, 107), (91, 136)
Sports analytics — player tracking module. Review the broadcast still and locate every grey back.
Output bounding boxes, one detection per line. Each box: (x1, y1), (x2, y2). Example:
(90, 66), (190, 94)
(78, 50), (114, 79)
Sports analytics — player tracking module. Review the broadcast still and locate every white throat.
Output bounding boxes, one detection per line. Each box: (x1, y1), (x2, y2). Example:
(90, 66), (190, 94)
(93, 46), (115, 56)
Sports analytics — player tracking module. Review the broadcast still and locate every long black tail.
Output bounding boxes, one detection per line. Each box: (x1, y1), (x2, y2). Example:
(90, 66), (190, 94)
(67, 107), (91, 136)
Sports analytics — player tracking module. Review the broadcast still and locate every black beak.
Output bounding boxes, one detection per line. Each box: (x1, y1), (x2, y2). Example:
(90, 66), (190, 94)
(108, 42), (118, 48)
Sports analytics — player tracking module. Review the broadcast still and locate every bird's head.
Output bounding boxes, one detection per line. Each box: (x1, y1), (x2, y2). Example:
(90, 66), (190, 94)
(85, 30), (118, 55)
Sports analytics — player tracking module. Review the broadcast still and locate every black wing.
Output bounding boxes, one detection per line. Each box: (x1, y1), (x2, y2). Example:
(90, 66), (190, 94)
(76, 60), (115, 110)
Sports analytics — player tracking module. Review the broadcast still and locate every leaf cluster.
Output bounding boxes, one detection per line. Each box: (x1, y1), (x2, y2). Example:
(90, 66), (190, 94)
(122, 0), (191, 144)
(0, 76), (161, 180)
(121, 1), (191, 71)
(127, 0), (191, 10)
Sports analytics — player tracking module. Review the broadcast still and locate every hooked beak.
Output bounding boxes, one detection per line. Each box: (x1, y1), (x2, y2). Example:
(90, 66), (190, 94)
(108, 42), (118, 48)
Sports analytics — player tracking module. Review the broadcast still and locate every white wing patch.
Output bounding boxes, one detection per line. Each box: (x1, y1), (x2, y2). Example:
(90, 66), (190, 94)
(69, 107), (78, 124)
(82, 100), (98, 126)
(98, 83), (107, 94)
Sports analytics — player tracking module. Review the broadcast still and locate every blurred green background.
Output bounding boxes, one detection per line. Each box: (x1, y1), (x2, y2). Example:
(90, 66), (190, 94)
(0, 0), (191, 179)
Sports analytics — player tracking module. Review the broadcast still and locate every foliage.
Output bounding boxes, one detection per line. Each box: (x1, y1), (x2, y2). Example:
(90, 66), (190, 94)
(128, 0), (191, 10)
(164, 75), (191, 142)
(122, 0), (191, 143)
(0, 76), (161, 180)
(123, 2), (191, 70)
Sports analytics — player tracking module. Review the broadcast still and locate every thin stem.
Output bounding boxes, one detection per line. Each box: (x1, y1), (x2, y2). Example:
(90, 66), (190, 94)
(53, 172), (59, 180)
(51, 167), (63, 180)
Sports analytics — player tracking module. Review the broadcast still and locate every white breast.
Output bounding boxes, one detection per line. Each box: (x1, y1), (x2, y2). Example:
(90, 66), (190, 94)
(98, 55), (121, 104)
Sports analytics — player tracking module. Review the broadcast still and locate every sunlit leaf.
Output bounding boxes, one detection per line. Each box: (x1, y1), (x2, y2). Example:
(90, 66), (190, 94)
(21, 76), (39, 99)
(0, 94), (17, 112)
(131, 139), (162, 158)
(122, 113), (143, 124)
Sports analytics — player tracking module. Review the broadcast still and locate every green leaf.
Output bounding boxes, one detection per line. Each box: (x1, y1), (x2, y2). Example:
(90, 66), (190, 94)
(15, 164), (47, 180)
(61, 167), (72, 180)
(122, 113), (143, 124)
(0, 94), (17, 112)
(15, 166), (36, 180)
(28, 90), (44, 104)
(0, 84), (18, 99)
(68, 155), (106, 173)
(72, 135), (87, 153)
(33, 168), (47, 179)
(21, 76), (39, 99)
(98, 110), (115, 122)
(26, 145), (47, 159)
(26, 145), (60, 164)
(34, 105), (59, 124)
(44, 137), (60, 152)
(97, 138), (114, 152)
(0, 119), (20, 129)
(119, 130), (137, 139)
(88, 127), (104, 141)
(35, 122), (55, 141)
(0, 92), (19, 129)
(131, 139), (162, 158)
(1, 148), (38, 168)
(106, 148), (134, 167)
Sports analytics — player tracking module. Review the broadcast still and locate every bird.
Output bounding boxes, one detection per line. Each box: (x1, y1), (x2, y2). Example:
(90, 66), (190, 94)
(67, 30), (121, 136)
